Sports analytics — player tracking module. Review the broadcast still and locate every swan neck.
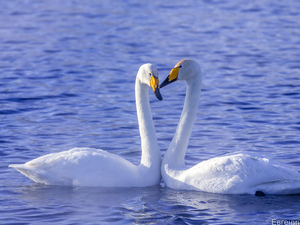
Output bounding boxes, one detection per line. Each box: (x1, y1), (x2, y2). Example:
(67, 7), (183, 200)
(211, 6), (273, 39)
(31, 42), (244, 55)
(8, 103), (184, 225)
(135, 77), (161, 168)
(165, 75), (201, 167)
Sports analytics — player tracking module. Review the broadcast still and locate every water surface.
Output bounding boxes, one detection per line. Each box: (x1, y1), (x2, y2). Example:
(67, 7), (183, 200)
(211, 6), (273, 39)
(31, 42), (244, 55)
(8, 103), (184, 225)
(1, 0), (300, 224)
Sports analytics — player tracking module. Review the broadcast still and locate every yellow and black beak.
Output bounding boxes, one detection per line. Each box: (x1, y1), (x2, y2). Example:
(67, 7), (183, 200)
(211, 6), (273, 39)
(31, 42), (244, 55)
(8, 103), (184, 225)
(150, 76), (163, 100)
(159, 66), (181, 89)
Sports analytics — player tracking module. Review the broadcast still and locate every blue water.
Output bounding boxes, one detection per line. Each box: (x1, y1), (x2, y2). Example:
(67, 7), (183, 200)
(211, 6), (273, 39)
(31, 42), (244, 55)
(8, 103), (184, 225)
(1, 0), (300, 224)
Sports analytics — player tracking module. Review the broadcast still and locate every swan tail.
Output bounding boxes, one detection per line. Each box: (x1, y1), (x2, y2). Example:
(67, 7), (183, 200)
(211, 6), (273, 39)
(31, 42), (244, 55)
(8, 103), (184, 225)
(9, 164), (71, 186)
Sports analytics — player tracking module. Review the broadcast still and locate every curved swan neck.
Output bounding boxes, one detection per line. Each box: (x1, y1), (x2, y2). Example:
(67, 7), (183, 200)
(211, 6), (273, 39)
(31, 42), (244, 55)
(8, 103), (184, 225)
(165, 73), (202, 167)
(135, 76), (161, 168)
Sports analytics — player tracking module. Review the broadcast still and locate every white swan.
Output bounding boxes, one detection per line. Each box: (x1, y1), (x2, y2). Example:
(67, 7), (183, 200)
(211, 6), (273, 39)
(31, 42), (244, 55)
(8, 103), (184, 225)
(159, 59), (300, 195)
(9, 63), (163, 187)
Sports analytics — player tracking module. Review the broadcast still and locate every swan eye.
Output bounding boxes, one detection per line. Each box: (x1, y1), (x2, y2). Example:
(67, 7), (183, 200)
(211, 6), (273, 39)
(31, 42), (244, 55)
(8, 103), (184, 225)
(149, 73), (152, 76)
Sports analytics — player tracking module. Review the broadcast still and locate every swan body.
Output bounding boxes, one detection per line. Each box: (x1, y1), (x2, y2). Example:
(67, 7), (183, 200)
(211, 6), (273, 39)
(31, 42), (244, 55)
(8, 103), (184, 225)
(160, 59), (300, 194)
(9, 63), (163, 187)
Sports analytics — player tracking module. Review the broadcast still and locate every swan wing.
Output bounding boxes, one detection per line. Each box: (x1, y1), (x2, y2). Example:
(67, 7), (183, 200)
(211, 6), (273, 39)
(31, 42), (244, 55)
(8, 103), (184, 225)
(10, 148), (139, 187)
(177, 154), (300, 194)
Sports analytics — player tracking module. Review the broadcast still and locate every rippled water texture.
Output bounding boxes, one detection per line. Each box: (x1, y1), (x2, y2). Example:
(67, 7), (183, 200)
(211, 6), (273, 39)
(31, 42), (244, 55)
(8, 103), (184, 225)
(1, 0), (300, 224)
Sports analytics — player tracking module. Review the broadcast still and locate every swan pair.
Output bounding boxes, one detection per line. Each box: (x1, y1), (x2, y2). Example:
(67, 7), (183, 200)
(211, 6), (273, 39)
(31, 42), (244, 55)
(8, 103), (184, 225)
(10, 60), (300, 195)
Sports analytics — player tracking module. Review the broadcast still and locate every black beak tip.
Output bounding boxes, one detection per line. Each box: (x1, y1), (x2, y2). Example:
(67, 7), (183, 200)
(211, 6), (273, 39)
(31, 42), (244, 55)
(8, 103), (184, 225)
(155, 88), (163, 101)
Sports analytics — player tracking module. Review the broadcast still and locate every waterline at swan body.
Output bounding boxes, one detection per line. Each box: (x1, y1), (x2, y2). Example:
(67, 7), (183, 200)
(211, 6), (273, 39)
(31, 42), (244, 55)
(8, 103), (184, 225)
(9, 63), (163, 187)
(159, 59), (300, 195)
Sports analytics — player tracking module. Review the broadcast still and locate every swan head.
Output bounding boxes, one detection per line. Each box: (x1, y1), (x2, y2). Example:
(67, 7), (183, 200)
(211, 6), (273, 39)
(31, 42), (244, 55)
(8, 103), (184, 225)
(138, 63), (163, 100)
(159, 59), (201, 88)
